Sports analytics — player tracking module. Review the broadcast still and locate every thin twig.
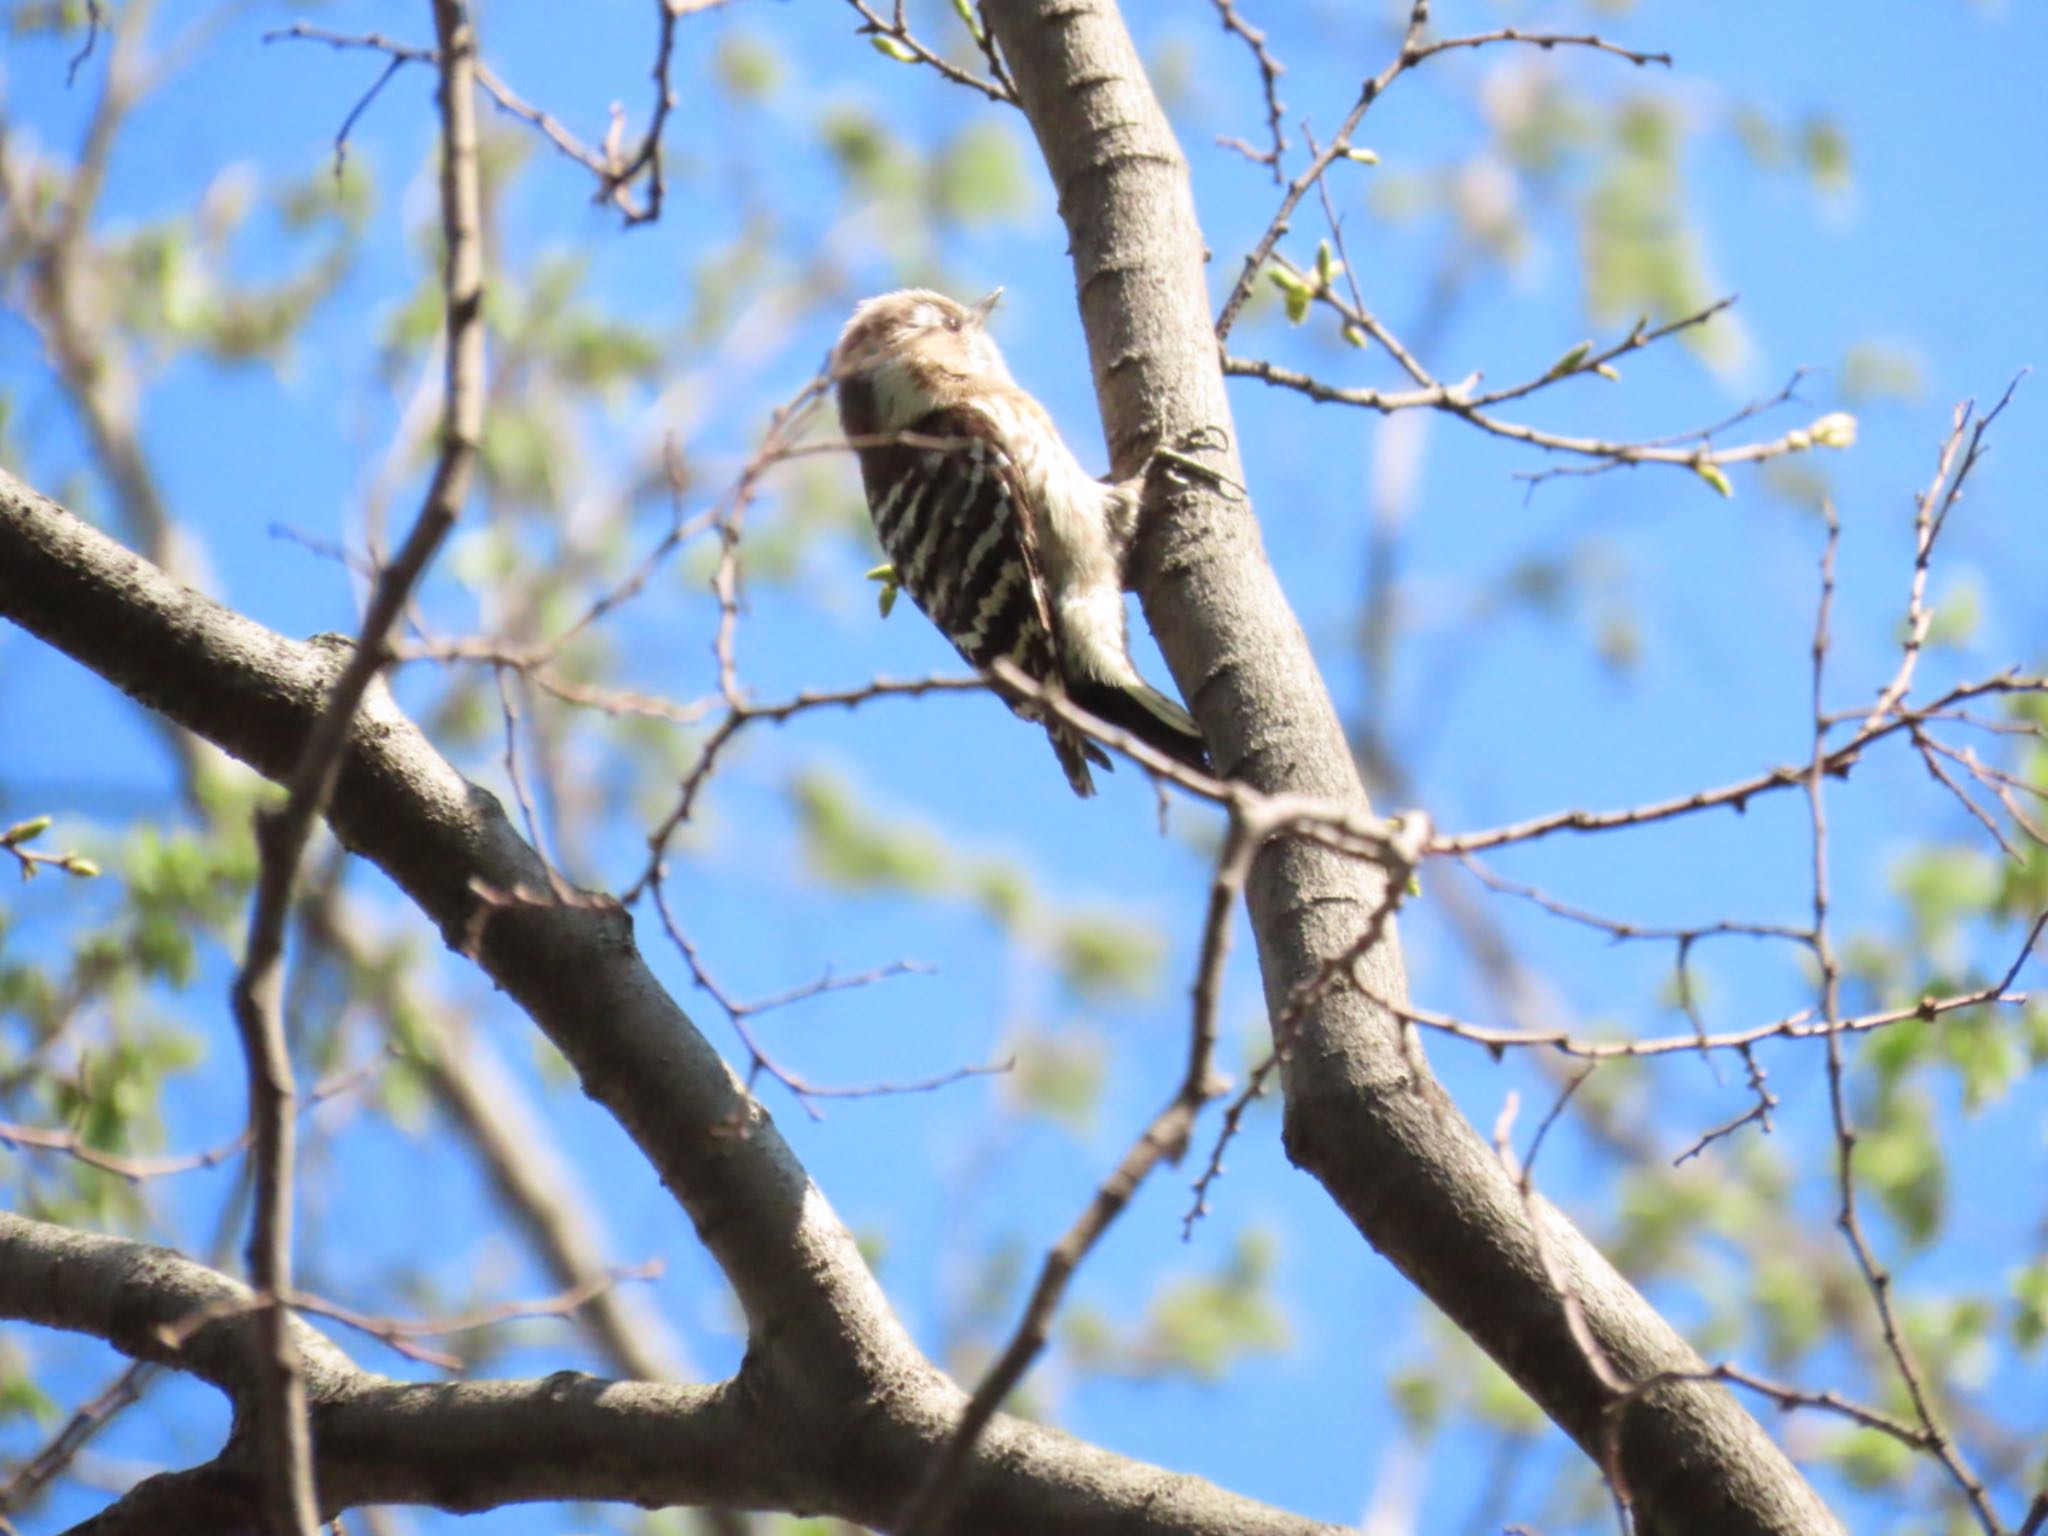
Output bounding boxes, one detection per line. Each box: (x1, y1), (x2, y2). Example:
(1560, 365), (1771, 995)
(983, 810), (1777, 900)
(1225, 340), (1814, 481)
(268, 5), (690, 224)
(1385, 911), (2043, 1062)
(1435, 673), (2048, 855)
(1806, 500), (1998, 1533)
(0, 1360), (147, 1515)
(0, 1055), (387, 1184)
(895, 828), (1245, 1534)
(66, 1), (106, 86)
(648, 882), (998, 1114)
(284, 1261), (664, 1370)
(221, 7), (484, 1529)
(1855, 375), (2025, 737)
(1210, 0), (1286, 180)
(1214, 1), (1668, 341)
(842, 0), (1017, 104)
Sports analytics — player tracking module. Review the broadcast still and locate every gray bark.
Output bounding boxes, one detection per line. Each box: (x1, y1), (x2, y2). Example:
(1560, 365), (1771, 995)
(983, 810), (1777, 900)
(984, 4), (1844, 1533)
(0, 466), (1339, 1536)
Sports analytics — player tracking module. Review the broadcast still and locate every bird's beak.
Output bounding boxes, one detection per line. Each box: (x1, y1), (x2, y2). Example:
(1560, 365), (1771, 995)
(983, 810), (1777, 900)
(969, 288), (1004, 327)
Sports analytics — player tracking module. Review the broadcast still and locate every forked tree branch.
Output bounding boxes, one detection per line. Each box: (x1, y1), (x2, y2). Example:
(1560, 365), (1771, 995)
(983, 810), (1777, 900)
(0, 468), (1339, 1536)
(983, 3), (1843, 1532)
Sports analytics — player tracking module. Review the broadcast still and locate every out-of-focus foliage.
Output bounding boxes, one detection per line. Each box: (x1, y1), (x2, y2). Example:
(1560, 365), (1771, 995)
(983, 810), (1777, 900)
(1, 4), (2042, 1536)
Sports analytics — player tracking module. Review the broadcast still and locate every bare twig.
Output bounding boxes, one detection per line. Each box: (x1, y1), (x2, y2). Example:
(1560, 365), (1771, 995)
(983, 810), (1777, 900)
(154, 1261), (662, 1373)
(220, 7), (483, 1530)
(0, 1360), (147, 1516)
(1226, 335), (1816, 481)
(0, 1055), (386, 1184)
(331, 55), (409, 182)
(1435, 673), (2048, 856)
(1387, 910), (2043, 1062)
(1856, 376), (2025, 737)
(1806, 500), (1998, 1533)
(649, 882), (1000, 1114)
(895, 828), (1246, 1535)
(842, 0), (1017, 104)
(491, 663), (573, 899)
(1215, 1), (1667, 341)
(1670, 1046), (1777, 1165)
(268, 3), (690, 224)
(1460, 854), (1812, 950)
(1184, 815), (1428, 1233)
(1210, 0), (1286, 179)
(283, 1261), (664, 1371)
(1490, 1075), (1636, 1531)
(66, 2), (107, 86)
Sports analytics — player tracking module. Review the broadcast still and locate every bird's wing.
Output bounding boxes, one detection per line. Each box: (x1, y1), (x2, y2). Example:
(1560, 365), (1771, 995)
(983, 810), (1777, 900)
(858, 409), (1107, 792)
(863, 409), (1049, 672)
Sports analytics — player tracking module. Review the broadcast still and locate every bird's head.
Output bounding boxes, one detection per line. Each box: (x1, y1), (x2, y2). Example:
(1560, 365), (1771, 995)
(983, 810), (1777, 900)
(832, 288), (1009, 434)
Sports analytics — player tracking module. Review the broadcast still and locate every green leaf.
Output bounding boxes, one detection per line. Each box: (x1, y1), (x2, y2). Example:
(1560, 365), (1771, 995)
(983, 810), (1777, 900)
(1545, 340), (1594, 379)
(1471, 1352), (1546, 1433)
(966, 858), (1034, 930)
(1051, 909), (1163, 1000)
(1694, 460), (1734, 498)
(1313, 239), (1340, 290)
(1828, 1424), (1915, 1490)
(715, 31), (783, 99)
(1140, 1250), (1289, 1379)
(3, 815), (51, 844)
(1801, 113), (1853, 196)
(1840, 341), (1926, 405)
(1266, 267), (1312, 324)
(1011, 1031), (1105, 1130)
(0, 1367), (56, 1428)
(871, 35), (918, 64)
(1584, 99), (1746, 372)
(1925, 573), (1983, 651)
(1855, 1101), (1944, 1247)
(1938, 1009), (2019, 1112)
(935, 122), (1031, 225)
(790, 772), (950, 894)
(1390, 1369), (1444, 1435)
(1754, 1256), (1827, 1364)
(2011, 1259), (2048, 1352)
(867, 560), (901, 619)
(1892, 846), (2002, 953)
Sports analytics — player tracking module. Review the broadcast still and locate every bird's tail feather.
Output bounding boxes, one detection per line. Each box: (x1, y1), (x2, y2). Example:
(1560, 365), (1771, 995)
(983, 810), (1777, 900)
(1067, 679), (1211, 776)
(1047, 725), (1106, 797)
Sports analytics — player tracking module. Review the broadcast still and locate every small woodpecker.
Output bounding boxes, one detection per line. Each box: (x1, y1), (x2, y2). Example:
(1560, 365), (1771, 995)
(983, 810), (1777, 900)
(831, 288), (1210, 796)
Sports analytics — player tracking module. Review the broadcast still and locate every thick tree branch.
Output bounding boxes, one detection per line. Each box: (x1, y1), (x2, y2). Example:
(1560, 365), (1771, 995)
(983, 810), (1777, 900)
(983, 4), (1843, 1533)
(0, 464), (893, 1395)
(0, 1206), (1335, 1536)
(0, 470), (1339, 1536)
(0, 1211), (782, 1531)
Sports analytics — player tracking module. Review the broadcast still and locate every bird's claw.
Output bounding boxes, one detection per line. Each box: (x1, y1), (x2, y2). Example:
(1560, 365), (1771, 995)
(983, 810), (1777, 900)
(1143, 425), (1247, 503)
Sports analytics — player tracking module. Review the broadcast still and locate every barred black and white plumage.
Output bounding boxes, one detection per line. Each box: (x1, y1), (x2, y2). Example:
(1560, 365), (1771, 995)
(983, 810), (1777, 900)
(831, 288), (1210, 796)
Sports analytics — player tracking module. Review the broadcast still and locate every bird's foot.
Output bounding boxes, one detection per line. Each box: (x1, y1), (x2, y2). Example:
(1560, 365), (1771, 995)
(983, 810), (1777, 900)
(1141, 425), (1247, 503)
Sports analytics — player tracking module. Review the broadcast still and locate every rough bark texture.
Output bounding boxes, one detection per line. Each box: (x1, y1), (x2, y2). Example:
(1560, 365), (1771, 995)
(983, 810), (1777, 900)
(0, 467), (1341, 1536)
(984, 5), (1845, 1533)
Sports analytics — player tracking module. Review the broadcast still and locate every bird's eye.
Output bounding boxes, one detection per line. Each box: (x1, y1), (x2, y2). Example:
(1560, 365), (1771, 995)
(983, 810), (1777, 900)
(943, 314), (963, 333)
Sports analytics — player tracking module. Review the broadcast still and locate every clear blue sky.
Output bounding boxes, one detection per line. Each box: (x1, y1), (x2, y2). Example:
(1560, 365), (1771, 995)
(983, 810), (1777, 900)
(3, 2), (2044, 1531)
